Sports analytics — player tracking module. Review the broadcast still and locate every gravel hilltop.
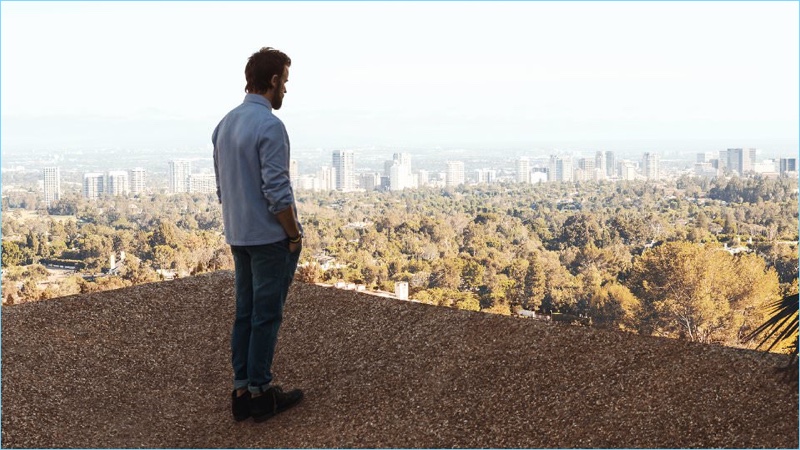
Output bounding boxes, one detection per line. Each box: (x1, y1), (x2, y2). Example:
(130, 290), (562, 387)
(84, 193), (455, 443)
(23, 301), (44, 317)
(2, 271), (798, 448)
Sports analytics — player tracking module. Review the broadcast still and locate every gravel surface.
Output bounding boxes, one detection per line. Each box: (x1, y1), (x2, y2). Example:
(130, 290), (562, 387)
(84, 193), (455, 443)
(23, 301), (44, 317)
(2, 271), (798, 448)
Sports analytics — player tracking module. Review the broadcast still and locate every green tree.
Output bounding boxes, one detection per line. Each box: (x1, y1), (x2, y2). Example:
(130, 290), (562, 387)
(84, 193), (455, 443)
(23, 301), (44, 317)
(1, 240), (23, 267)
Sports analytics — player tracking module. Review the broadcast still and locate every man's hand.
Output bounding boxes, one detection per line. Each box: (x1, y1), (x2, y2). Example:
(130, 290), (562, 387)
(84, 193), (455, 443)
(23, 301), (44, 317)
(289, 240), (302, 254)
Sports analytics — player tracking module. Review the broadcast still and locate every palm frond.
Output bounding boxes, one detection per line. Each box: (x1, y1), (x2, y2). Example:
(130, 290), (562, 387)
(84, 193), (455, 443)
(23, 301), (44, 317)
(746, 293), (799, 354)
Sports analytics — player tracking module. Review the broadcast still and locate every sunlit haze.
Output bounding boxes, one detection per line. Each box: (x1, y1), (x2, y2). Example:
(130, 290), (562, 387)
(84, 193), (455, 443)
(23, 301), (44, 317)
(1, 1), (798, 155)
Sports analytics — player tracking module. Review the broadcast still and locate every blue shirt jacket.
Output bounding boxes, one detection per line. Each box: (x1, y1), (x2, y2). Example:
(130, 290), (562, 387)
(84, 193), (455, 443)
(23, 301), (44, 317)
(213, 94), (299, 246)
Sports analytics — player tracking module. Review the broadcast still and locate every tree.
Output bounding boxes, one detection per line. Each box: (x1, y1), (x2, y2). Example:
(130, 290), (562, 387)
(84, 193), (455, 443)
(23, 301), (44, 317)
(523, 255), (546, 311)
(559, 213), (604, 249)
(588, 282), (641, 331)
(1, 240), (23, 267)
(628, 242), (778, 344)
(152, 245), (177, 271)
(19, 278), (39, 302)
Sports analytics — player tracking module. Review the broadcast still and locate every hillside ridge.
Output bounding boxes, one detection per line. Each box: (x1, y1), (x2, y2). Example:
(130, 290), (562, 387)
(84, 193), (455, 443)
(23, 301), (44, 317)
(2, 271), (798, 448)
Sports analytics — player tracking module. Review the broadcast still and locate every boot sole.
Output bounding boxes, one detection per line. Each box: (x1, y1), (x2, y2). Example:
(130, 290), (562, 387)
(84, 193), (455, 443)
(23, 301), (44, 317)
(252, 394), (303, 423)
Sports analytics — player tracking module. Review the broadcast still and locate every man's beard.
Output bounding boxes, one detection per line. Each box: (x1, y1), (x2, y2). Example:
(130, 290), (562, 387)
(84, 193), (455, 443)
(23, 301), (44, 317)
(271, 83), (284, 110)
(272, 95), (283, 110)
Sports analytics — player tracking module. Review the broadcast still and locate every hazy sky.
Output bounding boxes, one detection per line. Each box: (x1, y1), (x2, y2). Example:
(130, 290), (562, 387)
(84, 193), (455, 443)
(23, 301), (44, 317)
(1, 1), (798, 152)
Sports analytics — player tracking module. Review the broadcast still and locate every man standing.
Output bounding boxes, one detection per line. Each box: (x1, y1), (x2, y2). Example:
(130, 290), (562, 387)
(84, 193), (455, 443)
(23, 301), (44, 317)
(213, 47), (303, 422)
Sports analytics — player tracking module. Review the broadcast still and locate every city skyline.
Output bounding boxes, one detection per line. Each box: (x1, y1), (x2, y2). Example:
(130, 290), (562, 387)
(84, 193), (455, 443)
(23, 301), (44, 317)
(31, 148), (798, 201)
(1, 1), (798, 153)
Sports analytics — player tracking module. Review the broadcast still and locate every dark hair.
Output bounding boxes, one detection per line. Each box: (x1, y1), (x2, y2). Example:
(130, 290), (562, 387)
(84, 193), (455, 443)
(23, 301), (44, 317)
(244, 47), (291, 94)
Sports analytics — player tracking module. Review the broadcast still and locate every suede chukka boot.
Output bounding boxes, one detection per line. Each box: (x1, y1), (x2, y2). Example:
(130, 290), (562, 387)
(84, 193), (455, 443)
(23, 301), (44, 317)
(231, 390), (251, 422)
(251, 385), (304, 423)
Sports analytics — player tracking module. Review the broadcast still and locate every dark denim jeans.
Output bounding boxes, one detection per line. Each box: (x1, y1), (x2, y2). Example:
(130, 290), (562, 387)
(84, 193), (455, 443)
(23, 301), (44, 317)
(230, 240), (299, 394)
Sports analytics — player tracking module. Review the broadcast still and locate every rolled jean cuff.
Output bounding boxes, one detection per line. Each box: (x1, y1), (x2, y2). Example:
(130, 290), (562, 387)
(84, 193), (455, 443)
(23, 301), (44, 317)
(234, 379), (249, 390)
(248, 383), (270, 395)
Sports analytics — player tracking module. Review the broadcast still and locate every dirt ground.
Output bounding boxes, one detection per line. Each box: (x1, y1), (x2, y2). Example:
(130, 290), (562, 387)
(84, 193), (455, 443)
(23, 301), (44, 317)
(2, 271), (798, 448)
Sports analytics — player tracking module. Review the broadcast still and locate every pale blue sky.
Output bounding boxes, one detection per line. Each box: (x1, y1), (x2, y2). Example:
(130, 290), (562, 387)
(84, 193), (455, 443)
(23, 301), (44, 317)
(1, 1), (798, 151)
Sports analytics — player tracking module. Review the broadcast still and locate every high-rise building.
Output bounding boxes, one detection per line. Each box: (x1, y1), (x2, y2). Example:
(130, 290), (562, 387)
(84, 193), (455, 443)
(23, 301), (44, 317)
(780, 158), (798, 176)
(359, 172), (380, 191)
(168, 159), (192, 193)
(318, 166), (337, 191)
(83, 172), (105, 200)
(387, 152), (412, 191)
(722, 148), (756, 175)
(417, 169), (429, 187)
(604, 151), (616, 177)
(575, 158), (596, 181)
(332, 150), (355, 191)
(129, 168), (146, 195)
(43, 167), (61, 207)
(516, 157), (531, 183)
(475, 169), (497, 184)
(445, 161), (465, 187)
(189, 173), (217, 194)
(718, 149), (729, 170)
(642, 152), (659, 180)
(548, 155), (573, 182)
(393, 152), (411, 166)
(595, 151), (606, 180)
(620, 161), (637, 181)
(106, 171), (130, 196)
(748, 148), (758, 170)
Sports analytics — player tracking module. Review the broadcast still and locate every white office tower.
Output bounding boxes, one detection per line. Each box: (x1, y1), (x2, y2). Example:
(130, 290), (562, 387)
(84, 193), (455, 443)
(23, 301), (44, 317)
(516, 157), (531, 183)
(318, 166), (337, 191)
(620, 161), (637, 181)
(548, 155), (573, 182)
(83, 172), (105, 200)
(168, 159), (192, 193)
(595, 152), (606, 180)
(575, 158), (596, 181)
(393, 152), (411, 166)
(417, 169), (429, 187)
(290, 160), (299, 182)
(604, 151), (616, 177)
(129, 168), (146, 195)
(332, 150), (355, 191)
(189, 173), (217, 194)
(43, 167), (61, 207)
(388, 164), (405, 190)
(445, 161), (465, 187)
(385, 153), (412, 191)
(475, 169), (497, 184)
(642, 152), (659, 180)
(106, 171), (130, 196)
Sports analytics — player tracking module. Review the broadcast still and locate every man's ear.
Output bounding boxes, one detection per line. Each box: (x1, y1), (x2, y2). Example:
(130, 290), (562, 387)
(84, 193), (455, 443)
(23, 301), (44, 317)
(270, 74), (280, 90)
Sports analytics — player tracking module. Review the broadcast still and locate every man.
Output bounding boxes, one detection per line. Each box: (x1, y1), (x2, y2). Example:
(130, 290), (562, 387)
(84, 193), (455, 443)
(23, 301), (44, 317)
(213, 47), (303, 423)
